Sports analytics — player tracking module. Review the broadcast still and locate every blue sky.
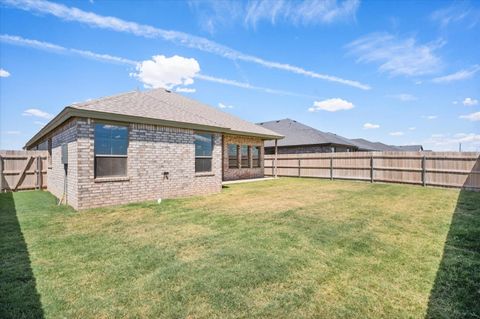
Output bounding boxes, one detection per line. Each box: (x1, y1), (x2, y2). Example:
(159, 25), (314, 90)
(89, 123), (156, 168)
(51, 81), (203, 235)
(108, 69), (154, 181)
(0, 0), (479, 150)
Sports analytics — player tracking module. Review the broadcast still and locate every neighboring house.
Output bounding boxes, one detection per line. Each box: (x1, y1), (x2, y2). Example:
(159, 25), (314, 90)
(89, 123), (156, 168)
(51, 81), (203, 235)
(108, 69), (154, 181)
(258, 119), (358, 154)
(350, 138), (401, 151)
(397, 145), (424, 151)
(26, 88), (282, 210)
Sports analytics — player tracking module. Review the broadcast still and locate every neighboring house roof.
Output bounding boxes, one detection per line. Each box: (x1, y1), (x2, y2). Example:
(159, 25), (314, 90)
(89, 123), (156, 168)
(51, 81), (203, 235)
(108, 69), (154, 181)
(350, 138), (402, 151)
(397, 145), (424, 151)
(257, 119), (357, 148)
(25, 88), (283, 148)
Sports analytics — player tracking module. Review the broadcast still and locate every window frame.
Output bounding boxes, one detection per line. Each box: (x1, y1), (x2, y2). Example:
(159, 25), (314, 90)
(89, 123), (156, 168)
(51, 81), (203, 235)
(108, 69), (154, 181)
(252, 145), (261, 168)
(94, 122), (129, 178)
(228, 144), (239, 169)
(240, 145), (250, 168)
(194, 132), (214, 173)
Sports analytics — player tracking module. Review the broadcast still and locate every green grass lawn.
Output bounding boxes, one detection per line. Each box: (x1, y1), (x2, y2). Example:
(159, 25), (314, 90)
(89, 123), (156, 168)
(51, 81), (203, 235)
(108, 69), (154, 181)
(1, 178), (479, 318)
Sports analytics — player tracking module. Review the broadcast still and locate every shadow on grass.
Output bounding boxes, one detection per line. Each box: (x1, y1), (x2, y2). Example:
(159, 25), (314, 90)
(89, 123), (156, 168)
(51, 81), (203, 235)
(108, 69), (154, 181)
(426, 189), (480, 318)
(0, 192), (44, 319)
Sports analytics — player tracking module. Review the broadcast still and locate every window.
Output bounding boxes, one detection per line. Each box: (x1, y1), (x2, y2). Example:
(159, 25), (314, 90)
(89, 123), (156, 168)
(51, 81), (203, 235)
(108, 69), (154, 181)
(195, 133), (213, 172)
(252, 146), (261, 168)
(94, 124), (128, 178)
(241, 145), (250, 168)
(228, 144), (238, 168)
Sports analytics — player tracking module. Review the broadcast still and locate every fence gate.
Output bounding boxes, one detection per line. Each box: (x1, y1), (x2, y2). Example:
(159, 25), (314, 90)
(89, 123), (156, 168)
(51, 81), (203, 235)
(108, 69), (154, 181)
(0, 150), (48, 192)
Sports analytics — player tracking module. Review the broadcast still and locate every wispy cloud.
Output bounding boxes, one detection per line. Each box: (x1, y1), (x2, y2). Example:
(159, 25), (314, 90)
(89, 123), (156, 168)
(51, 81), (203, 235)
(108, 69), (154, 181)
(308, 98), (354, 112)
(3, 0), (370, 90)
(363, 122), (380, 129)
(22, 108), (53, 119)
(459, 111), (480, 122)
(1, 34), (320, 99)
(388, 93), (417, 102)
(34, 121), (47, 126)
(0, 34), (137, 65)
(463, 97), (478, 106)
(389, 131), (404, 136)
(408, 127), (416, 131)
(431, 3), (480, 28)
(5, 130), (21, 135)
(346, 32), (444, 77)
(218, 102), (234, 109)
(423, 115), (438, 120)
(244, 0), (360, 27)
(0, 68), (10, 77)
(432, 65), (480, 83)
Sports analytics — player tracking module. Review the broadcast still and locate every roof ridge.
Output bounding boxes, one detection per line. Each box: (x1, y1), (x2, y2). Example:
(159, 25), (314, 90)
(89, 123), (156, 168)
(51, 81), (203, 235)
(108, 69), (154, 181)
(71, 90), (137, 108)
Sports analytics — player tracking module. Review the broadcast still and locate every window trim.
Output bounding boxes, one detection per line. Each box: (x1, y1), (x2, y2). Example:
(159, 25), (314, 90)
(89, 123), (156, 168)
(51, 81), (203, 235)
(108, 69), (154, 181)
(94, 122), (129, 178)
(194, 132), (214, 173)
(228, 144), (239, 169)
(252, 145), (261, 168)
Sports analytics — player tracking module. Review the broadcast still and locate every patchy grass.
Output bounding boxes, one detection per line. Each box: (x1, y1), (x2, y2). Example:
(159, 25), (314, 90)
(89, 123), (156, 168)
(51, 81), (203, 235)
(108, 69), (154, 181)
(1, 178), (479, 318)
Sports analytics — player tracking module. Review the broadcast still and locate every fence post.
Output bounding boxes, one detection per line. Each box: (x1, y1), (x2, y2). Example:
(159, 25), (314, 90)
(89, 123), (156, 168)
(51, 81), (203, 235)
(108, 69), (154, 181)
(0, 155), (3, 192)
(38, 156), (43, 190)
(370, 154), (374, 183)
(422, 155), (426, 187)
(298, 158), (301, 177)
(330, 156), (333, 180)
(35, 156), (39, 190)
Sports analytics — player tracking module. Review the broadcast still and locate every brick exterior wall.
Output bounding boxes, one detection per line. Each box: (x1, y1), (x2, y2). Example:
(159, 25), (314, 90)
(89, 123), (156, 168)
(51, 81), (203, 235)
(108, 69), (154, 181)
(74, 119), (223, 210)
(45, 119), (79, 209)
(223, 134), (264, 181)
(265, 144), (354, 155)
(30, 118), (266, 210)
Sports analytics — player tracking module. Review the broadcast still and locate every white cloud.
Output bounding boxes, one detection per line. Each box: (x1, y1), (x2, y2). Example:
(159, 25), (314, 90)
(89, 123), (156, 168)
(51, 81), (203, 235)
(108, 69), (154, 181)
(346, 32), (444, 77)
(423, 115), (438, 120)
(3, 0), (370, 90)
(424, 133), (480, 151)
(452, 100), (458, 105)
(459, 112), (480, 122)
(408, 127), (416, 131)
(175, 87), (196, 93)
(432, 65), (480, 83)
(34, 121), (47, 126)
(244, 0), (360, 27)
(5, 130), (21, 135)
(309, 98), (354, 112)
(389, 93), (417, 102)
(463, 97), (478, 106)
(389, 131), (404, 136)
(218, 102), (234, 109)
(363, 123), (380, 129)
(0, 68), (10, 77)
(132, 55), (200, 89)
(22, 108), (53, 120)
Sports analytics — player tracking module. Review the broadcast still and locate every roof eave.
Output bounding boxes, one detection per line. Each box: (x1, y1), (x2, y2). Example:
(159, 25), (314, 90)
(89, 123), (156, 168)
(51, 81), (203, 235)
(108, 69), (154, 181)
(25, 108), (283, 148)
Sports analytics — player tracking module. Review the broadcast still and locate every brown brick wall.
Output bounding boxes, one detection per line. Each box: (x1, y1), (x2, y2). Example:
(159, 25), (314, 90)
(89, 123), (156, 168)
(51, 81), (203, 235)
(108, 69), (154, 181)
(222, 134), (264, 181)
(75, 120), (223, 210)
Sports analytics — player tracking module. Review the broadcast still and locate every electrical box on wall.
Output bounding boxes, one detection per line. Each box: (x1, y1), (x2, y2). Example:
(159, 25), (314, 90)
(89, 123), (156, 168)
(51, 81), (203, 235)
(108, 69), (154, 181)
(61, 143), (68, 164)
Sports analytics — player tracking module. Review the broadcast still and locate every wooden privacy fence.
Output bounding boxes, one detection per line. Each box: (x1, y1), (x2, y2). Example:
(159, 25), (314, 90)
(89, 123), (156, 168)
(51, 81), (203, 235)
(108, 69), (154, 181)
(265, 151), (480, 190)
(0, 150), (48, 192)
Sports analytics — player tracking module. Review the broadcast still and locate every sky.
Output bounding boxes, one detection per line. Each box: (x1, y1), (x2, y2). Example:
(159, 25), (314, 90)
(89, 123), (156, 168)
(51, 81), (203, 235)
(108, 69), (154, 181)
(0, 0), (479, 151)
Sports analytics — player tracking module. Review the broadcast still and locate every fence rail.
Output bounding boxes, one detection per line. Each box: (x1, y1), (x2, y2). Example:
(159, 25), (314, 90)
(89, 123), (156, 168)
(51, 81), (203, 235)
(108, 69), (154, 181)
(265, 151), (480, 190)
(0, 150), (48, 192)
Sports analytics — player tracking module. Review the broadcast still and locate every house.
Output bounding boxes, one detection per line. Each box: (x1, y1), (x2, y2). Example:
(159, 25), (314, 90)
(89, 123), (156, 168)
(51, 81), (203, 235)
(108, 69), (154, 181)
(397, 145), (424, 151)
(25, 88), (282, 210)
(350, 139), (424, 152)
(349, 138), (402, 151)
(257, 119), (358, 154)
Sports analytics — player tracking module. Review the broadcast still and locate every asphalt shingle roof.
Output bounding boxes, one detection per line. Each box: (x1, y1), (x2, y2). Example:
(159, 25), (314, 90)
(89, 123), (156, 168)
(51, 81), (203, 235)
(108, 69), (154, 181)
(257, 119), (357, 148)
(350, 138), (402, 151)
(70, 88), (282, 138)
